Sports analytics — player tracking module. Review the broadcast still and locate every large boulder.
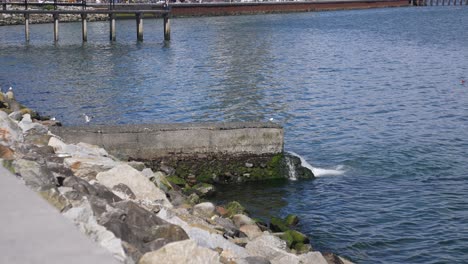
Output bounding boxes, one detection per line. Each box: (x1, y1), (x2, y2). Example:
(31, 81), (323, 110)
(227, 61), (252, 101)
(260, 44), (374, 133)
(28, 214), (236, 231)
(62, 199), (128, 263)
(138, 239), (221, 264)
(49, 137), (109, 158)
(193, 202), (216, 218)
(64, 156), (119, 180)
(0, 111), (23, 147)
(239, 224), (262, 240)
(270, 217), (289, 232)
(280, 230), (310, 249)
(96, 164), (172, 208)
(13, 159), (56, 191)
(99, 200), (188, 254)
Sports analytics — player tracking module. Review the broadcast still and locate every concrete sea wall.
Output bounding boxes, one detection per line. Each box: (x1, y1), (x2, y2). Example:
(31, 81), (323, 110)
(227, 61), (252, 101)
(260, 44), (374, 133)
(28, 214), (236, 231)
(51, 122), (284, 161)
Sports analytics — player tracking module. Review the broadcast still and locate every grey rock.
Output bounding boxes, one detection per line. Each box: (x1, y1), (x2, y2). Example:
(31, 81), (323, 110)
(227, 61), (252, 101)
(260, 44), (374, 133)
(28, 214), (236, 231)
(62, 198), (128, 262)
(99, 200), (187, 254)
(8, 111), (23, 121)
(127, 161), (146, 171)
(13, 159), (56, 190)
(166, 190), (187, 207)
(214, 217), (238, 238)
(239, 224), (263, 239)
(159, 164), (175, 176)
(187, 192), (200, 205)
(63, 175), (97, 195)
(193, 202), (215, 218)
(192, 183), (216, 198)
(238, 256), (271, 264)
(112, 183), (137, 200)
(232, 214), (256, 228)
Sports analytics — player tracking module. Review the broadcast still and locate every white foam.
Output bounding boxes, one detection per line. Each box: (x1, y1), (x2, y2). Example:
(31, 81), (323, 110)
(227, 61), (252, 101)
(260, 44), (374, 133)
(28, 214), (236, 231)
(287, 151), (345, 177)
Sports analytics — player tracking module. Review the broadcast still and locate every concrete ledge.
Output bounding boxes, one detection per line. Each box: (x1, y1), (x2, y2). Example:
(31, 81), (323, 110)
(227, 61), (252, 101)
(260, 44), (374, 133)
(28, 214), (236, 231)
(51, 122), (284, 161)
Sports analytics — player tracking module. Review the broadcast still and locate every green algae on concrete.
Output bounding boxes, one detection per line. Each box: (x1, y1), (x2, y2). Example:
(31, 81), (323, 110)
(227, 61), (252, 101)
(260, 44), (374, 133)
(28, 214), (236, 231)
(149, 153), (288, 185)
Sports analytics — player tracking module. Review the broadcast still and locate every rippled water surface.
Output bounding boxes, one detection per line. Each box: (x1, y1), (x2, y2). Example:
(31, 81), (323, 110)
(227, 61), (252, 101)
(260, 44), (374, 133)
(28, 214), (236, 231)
(1, 6), (468, 263)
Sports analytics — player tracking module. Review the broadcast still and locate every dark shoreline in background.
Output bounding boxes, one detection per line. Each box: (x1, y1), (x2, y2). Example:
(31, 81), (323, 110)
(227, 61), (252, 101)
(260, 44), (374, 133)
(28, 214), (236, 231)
(168, 0), (410, 17)
(0, 0), (410, 26)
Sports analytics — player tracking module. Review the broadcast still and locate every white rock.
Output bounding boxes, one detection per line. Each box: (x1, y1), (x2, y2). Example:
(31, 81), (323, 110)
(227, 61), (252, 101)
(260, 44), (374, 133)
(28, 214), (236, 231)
(232, 214), (255, 228)
(0, 111), (23, 147)
(193, 202), (215, 218)
(157, 208), (248, 259)
(49, 137), (109, 158)
(138, 239), (221, 264)
(64, 156), (119, 180)
(63, 198), (127, 263)
(18, 114), (47, 134)
(141, 168), (154, 178)
(96, 164), (172, 208)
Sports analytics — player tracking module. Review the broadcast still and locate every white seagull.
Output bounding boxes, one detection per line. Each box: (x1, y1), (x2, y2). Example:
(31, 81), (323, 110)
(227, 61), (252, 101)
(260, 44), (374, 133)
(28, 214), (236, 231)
(82, 113), (94, 123)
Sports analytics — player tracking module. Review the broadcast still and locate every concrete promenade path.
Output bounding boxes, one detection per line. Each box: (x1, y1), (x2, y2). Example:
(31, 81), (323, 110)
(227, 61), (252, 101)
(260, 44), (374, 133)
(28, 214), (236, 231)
(0, 165), (119, 264)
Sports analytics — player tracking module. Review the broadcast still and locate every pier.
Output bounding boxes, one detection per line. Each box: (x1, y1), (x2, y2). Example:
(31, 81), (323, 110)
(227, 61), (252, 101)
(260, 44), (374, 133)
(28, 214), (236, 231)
(413, 0), (466, 5)
(0, 1), (171, 42)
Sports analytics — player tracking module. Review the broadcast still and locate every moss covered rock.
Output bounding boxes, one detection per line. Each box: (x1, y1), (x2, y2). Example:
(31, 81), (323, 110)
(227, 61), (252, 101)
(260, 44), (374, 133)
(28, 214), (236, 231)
(270, 216), (289, 232)
(192, 182), (216, 198)
(285, 214), (299, 226)
(280, 230), (310, 249)
(294, 242), (312, 253)
(226, 201), (246, 218)
(166, 175), (186, 186)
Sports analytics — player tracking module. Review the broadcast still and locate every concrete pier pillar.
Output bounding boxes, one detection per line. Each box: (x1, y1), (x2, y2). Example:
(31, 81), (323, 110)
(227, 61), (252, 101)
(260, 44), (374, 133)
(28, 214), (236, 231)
(163, 14), (170, 41)
(136, 13), (143, 41)
(109, 14), (116, 41)
(24, 14), (30, 42)
(53, 14), (59, 42)
(81, 14), (87, 42)
(442, 0), (445, 5)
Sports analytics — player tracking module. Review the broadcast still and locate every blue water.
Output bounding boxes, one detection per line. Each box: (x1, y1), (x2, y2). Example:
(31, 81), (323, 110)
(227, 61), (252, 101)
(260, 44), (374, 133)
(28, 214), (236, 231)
(1, 6), (468, 263)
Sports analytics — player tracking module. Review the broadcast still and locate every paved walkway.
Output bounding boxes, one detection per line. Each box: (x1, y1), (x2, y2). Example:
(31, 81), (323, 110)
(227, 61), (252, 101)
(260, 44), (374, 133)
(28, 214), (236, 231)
(0, 165), (120, 264)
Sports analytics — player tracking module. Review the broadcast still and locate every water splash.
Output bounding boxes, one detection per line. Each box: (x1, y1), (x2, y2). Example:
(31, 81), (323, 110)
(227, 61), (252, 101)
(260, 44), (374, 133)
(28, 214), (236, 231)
(287, 151), (345, 177)
(285, 155), (298, 180)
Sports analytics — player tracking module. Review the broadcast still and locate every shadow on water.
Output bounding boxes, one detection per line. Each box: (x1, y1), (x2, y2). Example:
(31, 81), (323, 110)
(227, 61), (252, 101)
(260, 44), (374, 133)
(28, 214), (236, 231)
(211, 179), (291, 222)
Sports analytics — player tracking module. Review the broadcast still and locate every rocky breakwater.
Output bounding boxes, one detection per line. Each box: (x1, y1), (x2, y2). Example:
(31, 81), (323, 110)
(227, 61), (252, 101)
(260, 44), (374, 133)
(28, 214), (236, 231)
(0, 5), (108, 26)
(1, 95), (353, 264)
